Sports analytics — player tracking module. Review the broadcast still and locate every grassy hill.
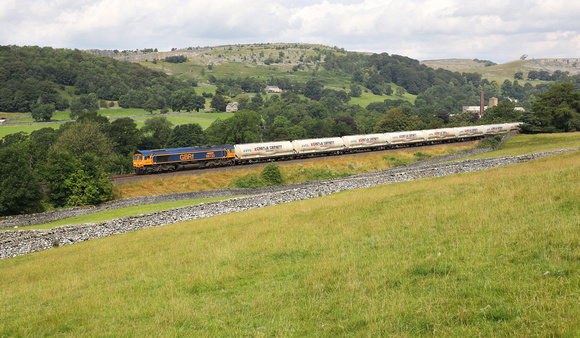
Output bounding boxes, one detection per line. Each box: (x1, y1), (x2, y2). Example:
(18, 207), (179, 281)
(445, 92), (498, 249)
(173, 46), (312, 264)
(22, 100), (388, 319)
(421, 58), (580, 82)
(129, 43), (416, 107)
(0, 134), (578, 336)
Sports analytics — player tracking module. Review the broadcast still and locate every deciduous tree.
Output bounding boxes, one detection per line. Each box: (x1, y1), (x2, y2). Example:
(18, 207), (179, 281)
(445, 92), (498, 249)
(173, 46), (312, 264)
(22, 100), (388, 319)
(0, 145), (44, 216)
(167, 123), (207, 147)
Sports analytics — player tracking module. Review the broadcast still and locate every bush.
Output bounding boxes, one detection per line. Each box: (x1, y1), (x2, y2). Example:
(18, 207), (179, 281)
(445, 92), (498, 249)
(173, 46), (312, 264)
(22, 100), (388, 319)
(261, 163), (284, 186)
(478, 135), (502, 149)
(231, 173), (265, 189)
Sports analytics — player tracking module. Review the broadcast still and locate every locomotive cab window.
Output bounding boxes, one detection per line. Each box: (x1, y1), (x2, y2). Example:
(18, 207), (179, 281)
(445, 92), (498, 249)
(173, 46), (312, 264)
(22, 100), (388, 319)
(134, 154), (142, 161)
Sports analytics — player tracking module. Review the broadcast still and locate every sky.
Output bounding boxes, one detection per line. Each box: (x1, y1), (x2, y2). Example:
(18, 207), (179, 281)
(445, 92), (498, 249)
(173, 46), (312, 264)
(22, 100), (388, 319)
(1, 0), (579, 63)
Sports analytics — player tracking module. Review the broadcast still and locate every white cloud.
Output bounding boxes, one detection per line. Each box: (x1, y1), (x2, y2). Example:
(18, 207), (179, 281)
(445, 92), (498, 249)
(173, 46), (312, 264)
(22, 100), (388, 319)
(0, 0), (579, 62)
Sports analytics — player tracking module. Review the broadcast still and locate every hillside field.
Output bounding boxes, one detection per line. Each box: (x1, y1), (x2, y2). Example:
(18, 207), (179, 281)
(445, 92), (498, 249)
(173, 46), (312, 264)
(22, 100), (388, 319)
(421, 57), (580, 81)
(0, 134), (578, 336)
(0, 109), (235, 138)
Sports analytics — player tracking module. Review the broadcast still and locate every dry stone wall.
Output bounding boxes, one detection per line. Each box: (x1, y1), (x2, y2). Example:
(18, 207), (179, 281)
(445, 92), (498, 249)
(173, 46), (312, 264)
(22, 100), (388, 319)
(1, 148), (577, 260)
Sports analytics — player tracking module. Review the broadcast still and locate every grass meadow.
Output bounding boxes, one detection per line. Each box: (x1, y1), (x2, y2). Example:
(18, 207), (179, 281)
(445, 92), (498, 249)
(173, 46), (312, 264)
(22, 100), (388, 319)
(0, 124), (62, 138)
(0, 147), (578, 335)
(0, 109), (235, 137)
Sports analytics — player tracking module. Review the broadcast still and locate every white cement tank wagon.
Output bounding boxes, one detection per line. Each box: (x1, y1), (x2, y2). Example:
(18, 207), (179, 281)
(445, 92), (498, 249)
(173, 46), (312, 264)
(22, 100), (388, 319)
(234, 141), (294, 160)
(342, 134), (389, 149)
(292, 137), (346, 154)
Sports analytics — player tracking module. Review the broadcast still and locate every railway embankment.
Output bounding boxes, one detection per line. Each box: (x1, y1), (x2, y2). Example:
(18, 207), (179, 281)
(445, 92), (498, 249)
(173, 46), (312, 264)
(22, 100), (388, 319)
(1, 147), (577, 260)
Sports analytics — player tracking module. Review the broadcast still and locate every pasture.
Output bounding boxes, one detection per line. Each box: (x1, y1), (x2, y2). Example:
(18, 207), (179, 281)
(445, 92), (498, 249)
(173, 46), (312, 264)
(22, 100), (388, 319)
(0, 146), (578, 335)
(0, 109), (234, 138)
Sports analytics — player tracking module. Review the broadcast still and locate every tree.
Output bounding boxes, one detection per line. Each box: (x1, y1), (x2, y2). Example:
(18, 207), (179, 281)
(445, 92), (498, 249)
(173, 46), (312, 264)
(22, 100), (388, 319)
(349, 84), (362, 97)
(527, 70), (539, 80)
(303, 80), (323, 98)
(210, 94), (228, 112)
(396, 86), (406, 96)
(77, 111), (110, 127)
(144, 97), (158, 114)
(514, 71), (524, 80)
(481, 102), (521, 123)
(170, 88), (198, 112)
(167, 123), (207, 147)
(269, 127), (292, 141)
(141, 116), (173, 148)
(69, 97), (85, 119)
(331, 121), (353, 137)
(308, 101), (329, 119)
(106, 117), (142, 156)
(1, 131), (29, 148)
(333, 116), (358, 135)
(80, 93), (99, 113)
(52, 121), (116, 160)
(524, 82), (580, 132)
(44, 151), (113, 207)
(31, 103), (55, 122)
(0, 145), (44, 216)
(205, 110), (261, 144)
(374, 107), (424, 132)
(191, 95), (206, 112)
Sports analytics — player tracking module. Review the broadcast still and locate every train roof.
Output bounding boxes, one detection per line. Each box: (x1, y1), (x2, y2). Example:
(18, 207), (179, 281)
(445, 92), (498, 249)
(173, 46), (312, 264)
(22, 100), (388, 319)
(135, 145), (234, 156)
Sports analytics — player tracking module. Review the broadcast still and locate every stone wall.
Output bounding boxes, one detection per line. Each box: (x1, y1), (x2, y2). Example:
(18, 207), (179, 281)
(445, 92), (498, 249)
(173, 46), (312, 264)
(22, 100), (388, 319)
(1, 148), (577, 260)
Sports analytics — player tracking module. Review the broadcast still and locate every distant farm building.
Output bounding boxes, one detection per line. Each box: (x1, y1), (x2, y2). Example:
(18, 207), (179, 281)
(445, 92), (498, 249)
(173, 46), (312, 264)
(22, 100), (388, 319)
(463, 97), (524, 117)
(265, 86), (282, 94)
(226, 102), (239, 113)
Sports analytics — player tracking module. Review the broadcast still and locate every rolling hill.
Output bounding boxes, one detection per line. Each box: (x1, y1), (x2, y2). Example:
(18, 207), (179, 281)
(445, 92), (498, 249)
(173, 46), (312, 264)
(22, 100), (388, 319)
(421, 58), (580, 80)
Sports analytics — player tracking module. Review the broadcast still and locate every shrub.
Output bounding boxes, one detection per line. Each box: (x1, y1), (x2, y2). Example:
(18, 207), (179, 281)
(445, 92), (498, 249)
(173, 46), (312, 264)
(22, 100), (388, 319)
(478, 135), (502, 149)
(231, 173), (265, 189)
(261, 163), (284, 186)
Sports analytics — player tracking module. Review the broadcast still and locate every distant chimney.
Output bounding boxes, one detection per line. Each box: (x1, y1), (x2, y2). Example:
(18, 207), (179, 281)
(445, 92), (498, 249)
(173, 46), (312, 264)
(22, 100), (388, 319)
(480, 91), (485, 116)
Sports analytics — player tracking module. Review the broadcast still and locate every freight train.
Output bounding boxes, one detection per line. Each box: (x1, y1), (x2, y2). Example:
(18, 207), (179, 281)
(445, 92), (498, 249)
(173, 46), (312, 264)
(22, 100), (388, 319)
(132, 123), (521, 174)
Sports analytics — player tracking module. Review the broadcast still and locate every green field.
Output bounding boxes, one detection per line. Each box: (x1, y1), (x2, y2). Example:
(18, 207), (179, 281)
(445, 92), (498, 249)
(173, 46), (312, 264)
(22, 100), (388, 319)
(0, 140), (578, 335)
(0, 109), (236, 138)
(0, 124), (61, 138)
(179, 112), (233, 120)
(349, 88), (416, 107)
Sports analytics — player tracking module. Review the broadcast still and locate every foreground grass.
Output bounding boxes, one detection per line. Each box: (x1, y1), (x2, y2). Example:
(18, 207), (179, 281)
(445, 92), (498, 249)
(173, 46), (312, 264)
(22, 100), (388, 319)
(1, 150), (578, 335)
(4, 196), (234, 231)
(117, 142), (476, 198)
